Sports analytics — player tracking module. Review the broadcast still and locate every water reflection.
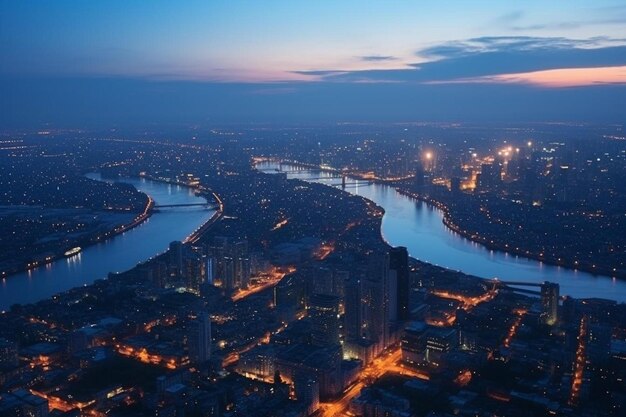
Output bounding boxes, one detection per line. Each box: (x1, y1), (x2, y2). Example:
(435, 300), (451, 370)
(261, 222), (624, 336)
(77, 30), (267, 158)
(258, 162), (624, 302)
(0, 174), (214, 309)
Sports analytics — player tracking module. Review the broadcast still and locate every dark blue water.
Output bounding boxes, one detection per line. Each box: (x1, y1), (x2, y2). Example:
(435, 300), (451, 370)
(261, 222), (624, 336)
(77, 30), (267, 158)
(0, 174), (215, 309)
(258, 162), (625, 302)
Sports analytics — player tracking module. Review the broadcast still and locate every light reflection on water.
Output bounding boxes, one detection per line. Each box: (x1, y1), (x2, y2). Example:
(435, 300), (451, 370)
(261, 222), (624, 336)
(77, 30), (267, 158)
(1, 174), (214, 309)
(258, 162), (624, 302)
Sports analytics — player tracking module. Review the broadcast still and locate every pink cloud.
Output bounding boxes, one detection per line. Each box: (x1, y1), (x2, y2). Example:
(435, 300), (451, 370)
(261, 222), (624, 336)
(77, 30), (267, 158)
(427, 65), (626, 87)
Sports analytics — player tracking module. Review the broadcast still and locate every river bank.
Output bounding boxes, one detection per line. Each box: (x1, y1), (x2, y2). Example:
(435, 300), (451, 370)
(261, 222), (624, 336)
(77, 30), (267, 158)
(394, 187), (623, 281)
(1, 175), (217, 309)
(261, 158), (621, 281)
(257, 160), (624, 301)
(0, 183), (154, 280)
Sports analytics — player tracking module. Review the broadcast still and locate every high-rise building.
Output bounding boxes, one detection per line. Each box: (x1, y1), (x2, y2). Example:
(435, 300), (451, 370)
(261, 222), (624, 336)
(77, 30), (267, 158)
(233, 240), (251, 289)
(344, 254), (390, 350)
(540, 282), (559, 326)
(169, 240), (184, 277)
(189, 311), (211, 364)
(184, 247), (207, 294)
(367, 254), (389, 345)
(312, 267), (334, 296)
(274, 273), (304, 322)
(389, 247), (410, 322)
(223, 255), (236, 290)
(206, 257), (214, 285)
(207, 237), (251, 291)
(309, 293), (341, 346)
(343, 271), (362, 342)
(166, 242), (207, 293)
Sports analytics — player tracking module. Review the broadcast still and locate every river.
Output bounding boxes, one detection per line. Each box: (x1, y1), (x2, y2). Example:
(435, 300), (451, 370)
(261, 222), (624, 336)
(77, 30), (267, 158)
(0, 174), (215, 310)
(257, 162), (625, 302)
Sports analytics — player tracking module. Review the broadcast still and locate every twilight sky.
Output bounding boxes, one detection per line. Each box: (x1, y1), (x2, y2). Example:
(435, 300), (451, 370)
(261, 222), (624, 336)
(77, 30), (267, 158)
(2, 0), (626, 127)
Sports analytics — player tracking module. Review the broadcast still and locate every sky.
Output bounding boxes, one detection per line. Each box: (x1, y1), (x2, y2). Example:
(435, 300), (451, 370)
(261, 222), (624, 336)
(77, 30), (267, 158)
(1, 0), (626, 127)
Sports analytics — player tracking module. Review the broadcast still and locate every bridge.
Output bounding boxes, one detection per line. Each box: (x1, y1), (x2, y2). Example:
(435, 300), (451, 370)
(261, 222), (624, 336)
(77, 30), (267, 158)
(497, 281), (544, 287)
(494, 280), (560, 297)
(154, 203), (218, 209)
(273, 169), (316, 174)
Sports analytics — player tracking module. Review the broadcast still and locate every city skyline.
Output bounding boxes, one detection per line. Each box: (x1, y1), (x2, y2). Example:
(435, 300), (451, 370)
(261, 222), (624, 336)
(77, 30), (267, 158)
(1, 3), (625, 417)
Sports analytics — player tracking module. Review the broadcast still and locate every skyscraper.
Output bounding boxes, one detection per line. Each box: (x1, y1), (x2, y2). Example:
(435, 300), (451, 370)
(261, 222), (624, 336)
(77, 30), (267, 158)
(367, 254), (389, 345)
(189, 311), (212, 364)
(184, 246), (207, 295)
(207, 237), (251, 291)
(169, 240), (184, 278)
(309, 293), (341, 346)
(541, 282), (559, 326)
(343, 254), (390, 352)
(206, 257), (214, 285)
(233, 240), (251, 289)
(389, 247), (410, 321)
(343, 271), (362, 342)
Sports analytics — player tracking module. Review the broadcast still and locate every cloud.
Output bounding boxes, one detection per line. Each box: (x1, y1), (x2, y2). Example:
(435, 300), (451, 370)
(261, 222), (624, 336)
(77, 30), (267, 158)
(418, 41), (481, 59)
(291, 70), (349, 77)
(426, 65), (626, 88)
(359, 55), (397, 62)
(307, 36), (626, 87)
(418, 36), (626, 60)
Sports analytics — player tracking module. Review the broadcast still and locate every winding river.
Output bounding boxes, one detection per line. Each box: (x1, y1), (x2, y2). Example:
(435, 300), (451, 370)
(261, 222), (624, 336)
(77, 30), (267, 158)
(257, 162), (625, 302)
(0, 174), (215, 310)
(3, 164), (623, 309)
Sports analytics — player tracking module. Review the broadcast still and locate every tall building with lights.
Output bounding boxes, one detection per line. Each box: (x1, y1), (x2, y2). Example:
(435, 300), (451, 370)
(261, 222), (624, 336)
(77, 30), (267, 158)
(344, 253), (390, 352)
(309, 293), (341, 346)
(189, 311), (212, 364)
(389, 246), (410, 322)
(541, 282), (559, 326)
(207, 237), (251, 291)
(169, 240), (184, 277)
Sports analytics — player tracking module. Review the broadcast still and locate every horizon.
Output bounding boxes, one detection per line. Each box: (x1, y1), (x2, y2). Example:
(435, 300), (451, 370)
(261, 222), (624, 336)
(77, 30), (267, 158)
(2, 1), (626, 127)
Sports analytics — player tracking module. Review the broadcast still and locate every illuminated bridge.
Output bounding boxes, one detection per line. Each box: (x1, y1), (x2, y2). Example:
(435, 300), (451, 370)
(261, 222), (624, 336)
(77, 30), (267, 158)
(154, 203), (218, 209)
